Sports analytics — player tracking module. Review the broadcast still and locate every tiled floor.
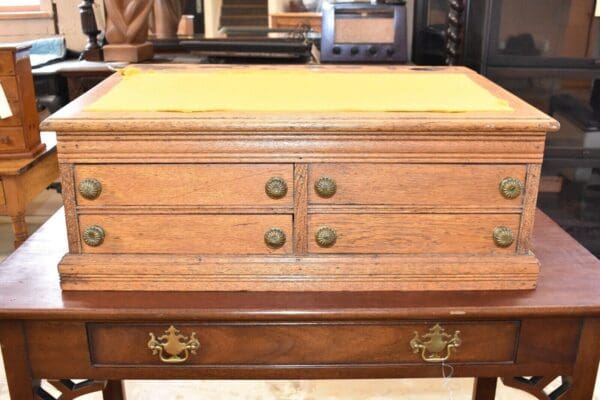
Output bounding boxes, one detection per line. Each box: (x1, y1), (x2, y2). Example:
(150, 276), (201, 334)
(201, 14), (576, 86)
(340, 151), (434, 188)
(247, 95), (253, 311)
(0, 190), (598, 399)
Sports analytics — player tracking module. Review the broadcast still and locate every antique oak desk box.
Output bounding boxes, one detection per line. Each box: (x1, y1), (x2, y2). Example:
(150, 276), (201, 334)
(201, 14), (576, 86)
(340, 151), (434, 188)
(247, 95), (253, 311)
(42, 66), (559, 291)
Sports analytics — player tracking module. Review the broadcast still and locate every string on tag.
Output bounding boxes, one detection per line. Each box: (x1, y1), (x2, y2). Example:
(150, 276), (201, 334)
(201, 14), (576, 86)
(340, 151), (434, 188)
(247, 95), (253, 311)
(441, 361), (455, 400)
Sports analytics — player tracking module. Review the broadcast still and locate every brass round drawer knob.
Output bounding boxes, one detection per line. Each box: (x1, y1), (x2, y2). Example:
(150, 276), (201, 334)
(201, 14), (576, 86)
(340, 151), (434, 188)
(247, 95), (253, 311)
(493, 226), (514, 248)
(82, 225), (105, 247)
(315, 176), (337, 198)
(499, 177), (523, 199)
(79, 178), (102, 200)
(315, 225), (337, 248)
(264, 227), (286, 249)
(265, 176), (288, 199)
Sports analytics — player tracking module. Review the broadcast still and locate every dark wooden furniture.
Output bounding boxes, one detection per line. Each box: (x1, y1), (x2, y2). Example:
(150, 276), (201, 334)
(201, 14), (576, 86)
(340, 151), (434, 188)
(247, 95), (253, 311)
(0, 132), (59, 248)
(0, 45), (46, 159)
(0, 209), (598, 399)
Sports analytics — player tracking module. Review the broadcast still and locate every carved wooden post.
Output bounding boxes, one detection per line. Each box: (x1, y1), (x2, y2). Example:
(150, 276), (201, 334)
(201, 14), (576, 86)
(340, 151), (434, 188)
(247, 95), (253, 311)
(445, 0), (466, 66)
(104, 0), (154, 62)
(153, 0), (184, 39)
(78, 0), (102, 61)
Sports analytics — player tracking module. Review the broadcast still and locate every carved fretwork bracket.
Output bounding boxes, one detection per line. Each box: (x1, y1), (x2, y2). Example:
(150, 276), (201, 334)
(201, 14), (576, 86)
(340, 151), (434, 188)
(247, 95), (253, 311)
(35, 379), (107, 400)
(501, 376), (572, 400)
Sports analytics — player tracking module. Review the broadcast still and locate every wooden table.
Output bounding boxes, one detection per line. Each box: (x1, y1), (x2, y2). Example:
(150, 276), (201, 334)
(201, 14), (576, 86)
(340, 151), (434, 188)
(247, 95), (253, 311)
(0, 132), (58, 248)
(0, 209), (598, 400)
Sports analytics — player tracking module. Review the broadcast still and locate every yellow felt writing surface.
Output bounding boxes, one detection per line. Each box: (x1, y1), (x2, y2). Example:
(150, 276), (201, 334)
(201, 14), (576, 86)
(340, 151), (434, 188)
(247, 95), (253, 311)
(86, 68), (512, 113)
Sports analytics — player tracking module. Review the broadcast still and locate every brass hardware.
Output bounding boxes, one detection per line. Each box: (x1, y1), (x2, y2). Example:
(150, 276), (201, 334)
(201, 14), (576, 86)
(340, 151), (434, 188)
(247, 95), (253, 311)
(315, 226), (337, 248)
(147, 325), (200, 364)
(79, 178), (102, 200)
(82, 225), (105, 247)
(493, 226), (514, 248)
(264, 227), (286, 249)
(499, 177), (523, 199)
(409, 324), (462, 363)
(314, 176), (337, 198)
(265, 176), (288, 199)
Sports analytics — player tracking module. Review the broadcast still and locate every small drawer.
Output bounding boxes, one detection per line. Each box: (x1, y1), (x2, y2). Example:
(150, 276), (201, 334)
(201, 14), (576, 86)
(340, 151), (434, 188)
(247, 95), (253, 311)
(308, 213), (521, 254)
(0, 76), (18, 100)
(88, 321), (518, 366)
(78, 214), (293, 255)
(0, 99), (21, 127)
(309, 164), (527, 208)
(0, 127), (26, 152)
(74, 164), (293, 207)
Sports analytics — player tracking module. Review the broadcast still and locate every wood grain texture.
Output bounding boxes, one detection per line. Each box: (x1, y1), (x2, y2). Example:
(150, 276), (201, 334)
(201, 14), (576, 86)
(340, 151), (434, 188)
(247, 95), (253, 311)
(472, 378), (498, 400)
(78, 214), (293, 255)
(60, 163), (81, 253)
(568, 318), (600, 399)
(293, 164), (308, 254)
(75, 164), (293, 207)
(88, 321), (518, 365)
(308, 214), (521, 254)
(55, 133), (547, 164)
(517, 164), (542, 253)
(0, 321), (36, 399)
(58, 253), (539, 291)
(308, 163), (527, 208)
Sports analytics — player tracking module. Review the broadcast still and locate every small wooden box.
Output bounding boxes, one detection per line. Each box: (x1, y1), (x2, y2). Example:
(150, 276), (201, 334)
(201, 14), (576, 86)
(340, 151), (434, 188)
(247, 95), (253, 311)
(0, 45), (45, 159)
(43, 66), (559, 291)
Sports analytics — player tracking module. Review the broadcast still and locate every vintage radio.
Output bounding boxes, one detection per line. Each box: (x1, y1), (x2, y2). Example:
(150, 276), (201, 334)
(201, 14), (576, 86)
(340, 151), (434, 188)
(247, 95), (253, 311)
(320, 1), (407, 63)
(43, 65), (558, 291)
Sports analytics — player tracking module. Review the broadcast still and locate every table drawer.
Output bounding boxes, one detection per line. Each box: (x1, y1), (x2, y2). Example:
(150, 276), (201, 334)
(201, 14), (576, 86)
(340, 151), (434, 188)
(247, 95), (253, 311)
(309, 164), (527, 208)
(78, 214), (293, 255)
(88, 321), (518, 366)
(308, 213), (520, 254)
(74, 164), (293, 207)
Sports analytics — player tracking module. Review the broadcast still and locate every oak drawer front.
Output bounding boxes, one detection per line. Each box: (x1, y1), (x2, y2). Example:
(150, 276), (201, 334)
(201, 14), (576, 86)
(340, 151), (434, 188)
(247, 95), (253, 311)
(78, 214), (292, 255)
(309, 164), (527, 208)
(74, 164), (293, 207)
(88, 321), (518, 366)
(308, 214), (520, 254)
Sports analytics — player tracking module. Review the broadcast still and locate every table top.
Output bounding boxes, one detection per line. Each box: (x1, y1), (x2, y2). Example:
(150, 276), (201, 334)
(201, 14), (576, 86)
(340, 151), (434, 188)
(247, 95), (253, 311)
(41, 65), (558, 134)
(0, 209), (599, 321)
(0, 131), (56, 176)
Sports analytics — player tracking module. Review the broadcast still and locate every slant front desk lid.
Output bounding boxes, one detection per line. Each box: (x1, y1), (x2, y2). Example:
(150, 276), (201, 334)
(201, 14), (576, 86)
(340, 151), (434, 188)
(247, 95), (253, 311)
(42, 65), (559, 133)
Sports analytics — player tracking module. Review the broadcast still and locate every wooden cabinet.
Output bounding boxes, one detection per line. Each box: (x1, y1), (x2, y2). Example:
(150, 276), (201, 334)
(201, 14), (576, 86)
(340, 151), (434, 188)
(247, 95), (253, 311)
(0, 46), (45, 159)
(270, 12), (322, 32)
(44, 65), (558, 291)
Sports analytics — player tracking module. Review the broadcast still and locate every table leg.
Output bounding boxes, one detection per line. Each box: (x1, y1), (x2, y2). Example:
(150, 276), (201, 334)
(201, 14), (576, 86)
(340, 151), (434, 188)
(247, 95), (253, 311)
(567, 318), (600, 399)
(10, 212), (28, 248)
(0, 321), (36, 399)
(103, 380), (127, 400)
(472, 377), (497, 400)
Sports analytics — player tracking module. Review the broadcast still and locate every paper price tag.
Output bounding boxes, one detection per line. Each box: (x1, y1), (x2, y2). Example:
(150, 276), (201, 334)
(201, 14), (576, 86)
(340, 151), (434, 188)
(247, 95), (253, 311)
(596, 0), (600, 17)
(0, 83), (13, 120)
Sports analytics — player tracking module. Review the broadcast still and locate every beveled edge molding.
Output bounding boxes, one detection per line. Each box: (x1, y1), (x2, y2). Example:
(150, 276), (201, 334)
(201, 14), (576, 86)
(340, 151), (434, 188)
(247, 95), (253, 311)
(58, 253), (539, 291)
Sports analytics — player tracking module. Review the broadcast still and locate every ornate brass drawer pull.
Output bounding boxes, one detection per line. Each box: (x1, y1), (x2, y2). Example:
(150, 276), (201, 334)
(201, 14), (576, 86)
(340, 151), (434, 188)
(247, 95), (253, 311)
(82, 225), (105, 247)
(410, 324), (462, 363)
(265, 176), (288, 199)
(315, 226), (337, 248)
(314, 176), (337, 198)
(147, 325), (200, 364)
(499, 177), (522, 199)
(493, 226), (514, 248)
(264, 227), (286, 249)
(79, 178), (102, 200)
